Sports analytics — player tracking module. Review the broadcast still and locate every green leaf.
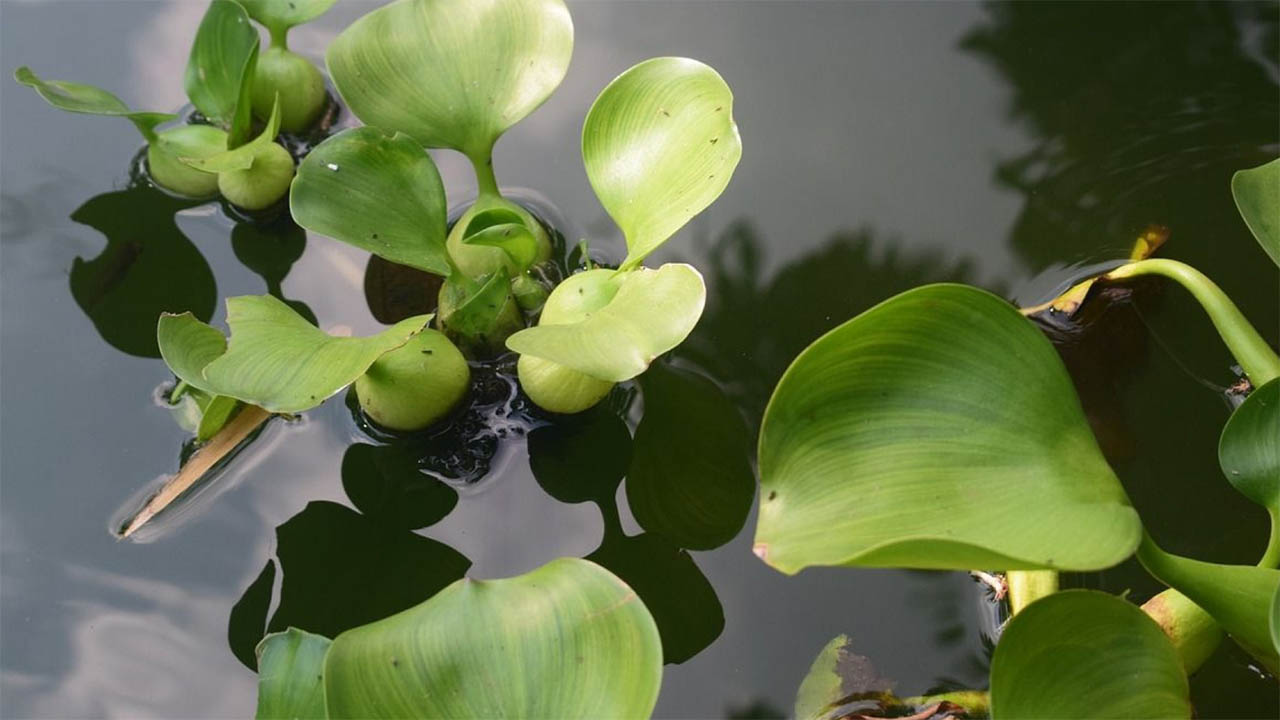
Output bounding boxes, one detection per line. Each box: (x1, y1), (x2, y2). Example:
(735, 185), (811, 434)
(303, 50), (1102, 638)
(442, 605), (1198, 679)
(156, 295), (430, 413)
(13, 66), (174, 142)
(227, 44), (261, 149)
(506, 263), (707, 382)
(239, 0), (337, 35)
(627, 362), (754, 550)
(755, 284), (1142, 574)
(793, 635), (855, 720)
(326, 0), (573, 160)
(290, 127), (450, 276)
(990, 591), (1190, 719)
(185, 0), (259, 126)
(1232, 158), (1280, 267)
(179, 95), (282, 173)
(438, 269), (522, 356)
(1137, 536), (1280, 674)
(323, 558), (662, 719)
(461, 208), (538, 270)
(1219, 377), (1279, 513)
(583, 57), (742, 269)
(255, 628), (331, 720)
(196, 394), (240, 442)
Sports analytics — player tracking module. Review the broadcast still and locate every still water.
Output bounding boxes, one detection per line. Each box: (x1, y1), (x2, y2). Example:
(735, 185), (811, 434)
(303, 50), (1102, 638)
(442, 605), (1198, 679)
(2, 1), (1277, 717)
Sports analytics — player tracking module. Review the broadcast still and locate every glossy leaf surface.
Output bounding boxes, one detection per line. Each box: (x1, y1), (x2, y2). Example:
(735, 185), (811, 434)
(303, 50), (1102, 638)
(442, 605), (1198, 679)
(290, 127), (450, 275)
(240, 0), (337, 34)
(157, 295), (428, 413)
(1219, 377), (1279, 513)
(1232, 158), (1280, 267)
(185, 0), (259, 126)
(506, 263), (707, 382)
(1137, 537), (1280, 673)
(755, 284), (1142, 574)
(323, 558), (661, 718)
(326, 0), (573, 159)
(255, 628), (331, 720)
(13, 67), (173, 141)
(583, 57), (742, 268)
(990, 591), (1190, 719)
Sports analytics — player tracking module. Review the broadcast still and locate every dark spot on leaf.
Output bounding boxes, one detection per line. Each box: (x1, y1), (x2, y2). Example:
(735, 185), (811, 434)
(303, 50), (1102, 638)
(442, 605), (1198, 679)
(715, 106), (722, 112)
(710, 137), (719, 144)
(421, 349), (433, 355)
(372, 233), (379, 240)
(767, 491), (777, 500)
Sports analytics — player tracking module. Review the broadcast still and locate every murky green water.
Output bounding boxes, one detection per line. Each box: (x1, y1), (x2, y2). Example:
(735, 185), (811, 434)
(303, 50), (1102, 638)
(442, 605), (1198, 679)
(2, 1), (1276, 717)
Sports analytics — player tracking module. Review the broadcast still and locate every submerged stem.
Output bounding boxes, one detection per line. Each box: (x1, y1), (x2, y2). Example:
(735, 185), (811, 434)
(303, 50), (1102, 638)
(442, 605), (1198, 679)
(1006, 570), (1059, 615)
(1105, 259), (1280, 386)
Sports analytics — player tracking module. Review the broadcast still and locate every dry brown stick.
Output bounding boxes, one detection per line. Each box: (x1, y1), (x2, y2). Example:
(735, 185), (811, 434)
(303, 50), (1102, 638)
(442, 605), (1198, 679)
(119, 404), (272, 538)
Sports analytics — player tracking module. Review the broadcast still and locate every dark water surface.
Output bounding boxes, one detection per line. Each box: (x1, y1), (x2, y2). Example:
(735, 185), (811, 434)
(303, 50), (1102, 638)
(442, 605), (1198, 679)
(2, 1), (1277, 717)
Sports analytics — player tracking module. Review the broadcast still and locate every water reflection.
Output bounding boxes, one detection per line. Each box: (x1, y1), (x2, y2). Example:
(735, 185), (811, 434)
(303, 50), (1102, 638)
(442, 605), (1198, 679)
(229, 215), (317, 326)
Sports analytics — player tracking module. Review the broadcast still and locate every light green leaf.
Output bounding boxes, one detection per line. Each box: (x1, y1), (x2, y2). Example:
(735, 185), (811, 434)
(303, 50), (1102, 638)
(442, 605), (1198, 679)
(755, 284), (1142, 574)
(13, 66), (174, 142)
(180, 95), (282, 173)
(157, 295), (430, 414)
(990, 591), (1190, 719)
(196, 394), (240, 442)
(1137, 536), (1280, 674)
(255, 628), (331, 720)
(323, 558), (661, 719)
(1219, 377), (1279, 513)
(1232, 158), (1280, 267)
(461, 208), (538, 270)
(583, 57), (742, 269)
(240, 0), (337, 35)
(506, 264), (707, 382)
(627, 362), (754, 550)
(794, 635), (854, 720)
(185, 0), (259, 126)
(290, 127), (449, 276)
(326, 0), (573, 161)
(227, 43), (261, 149)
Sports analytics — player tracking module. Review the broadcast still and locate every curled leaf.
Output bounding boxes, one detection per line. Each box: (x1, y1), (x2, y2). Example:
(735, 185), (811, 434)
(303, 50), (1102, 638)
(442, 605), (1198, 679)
(583, 57), (742, 268)
(1232, 158), (1280, 267)
(185, 0), (259, 126)
(1219, 377), (1280, 514)
(14, 66), (174, 142)
(179, 95), (282, 173)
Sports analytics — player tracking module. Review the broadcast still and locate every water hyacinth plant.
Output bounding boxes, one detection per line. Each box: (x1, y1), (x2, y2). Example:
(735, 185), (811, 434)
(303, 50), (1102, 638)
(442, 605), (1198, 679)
(15, 0), (336, 210)
(760, 159), (1280, 718)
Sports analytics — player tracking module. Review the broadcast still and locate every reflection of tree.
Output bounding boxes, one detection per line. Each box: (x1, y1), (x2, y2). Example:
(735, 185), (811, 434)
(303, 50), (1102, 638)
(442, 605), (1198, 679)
(962, 1), (1279, 283)
(682, 221), (986, 424)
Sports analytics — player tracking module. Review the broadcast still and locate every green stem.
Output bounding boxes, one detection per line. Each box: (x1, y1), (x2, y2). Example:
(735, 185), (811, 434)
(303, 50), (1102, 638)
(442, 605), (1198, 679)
(1105, 259), (1280, 385)
(1006, 570), (1058, 615)
(470, 153), (500, 198)
(897, 690), (989, 714)
(169, 380), (190, 404)
(269, 25), (289, 50)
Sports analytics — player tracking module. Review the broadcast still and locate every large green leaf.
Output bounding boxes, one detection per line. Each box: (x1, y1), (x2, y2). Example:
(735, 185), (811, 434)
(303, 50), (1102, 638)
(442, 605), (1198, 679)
(990, 591), (1190, 719)
(13, 66), (174, 142)
(323, 558), (661, 718)
(185, 0), (259, 126)
(157, 295), (429, 413)
(1137, 536), (1280, 673)
(583, 57), (742, 269)
(1232, 158), (1280, 267)
(290, 127), (450, 275)
(326, 0), (573, 161)
(627, 362), (754, 550)
(255, 628), (331, 720)
(507, 264), (707, 382)
(1219, 377), (1279, 514)
(755, 284), (1142, 574)
(239, 0), (336, 35)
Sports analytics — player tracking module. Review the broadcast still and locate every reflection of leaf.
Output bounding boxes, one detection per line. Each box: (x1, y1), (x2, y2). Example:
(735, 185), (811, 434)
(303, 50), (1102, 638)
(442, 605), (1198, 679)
(341, 443), (457, 530)
(247, 501), (471, 643)
(157, 295), (429, 413)
(1137, 536), (1280, 673)
(364, 255), (442, 325)
(69, 187), (215, 358)
(326, 0), (573, 160)
(229, 561), (277, 670)
(507, 263), (706, 382)
(323, 558), (661, 718)
(990, 591), (1190, 719)
(1219, 377), (1279, 515)
(255, 628), (330, 720)
(184, 0), (259, 126)
(587, 532), (722, 665)
(528, 407), (631, 506)
(291, 127), (450, 275)
(583, 57), (742, 268)
(627, 362), (753, 550)
(755, 284), (1141, 574)
(1232, 159), (1280, 267)
(231, 214), (316, 325)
